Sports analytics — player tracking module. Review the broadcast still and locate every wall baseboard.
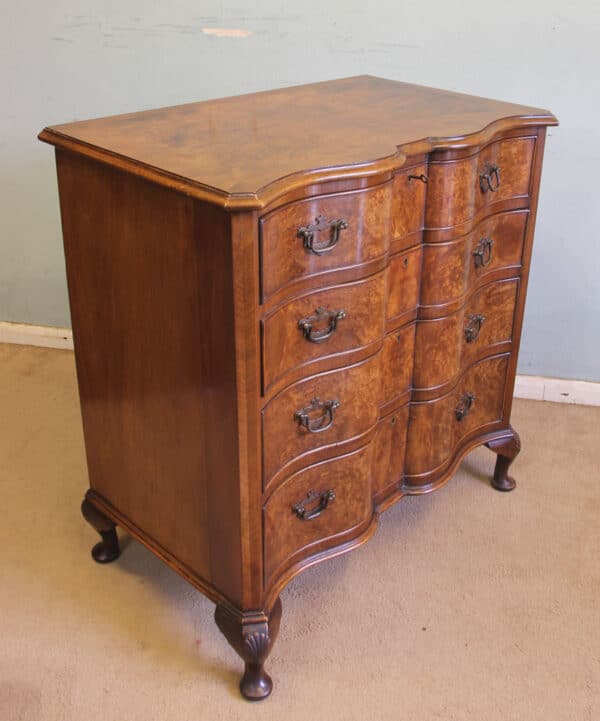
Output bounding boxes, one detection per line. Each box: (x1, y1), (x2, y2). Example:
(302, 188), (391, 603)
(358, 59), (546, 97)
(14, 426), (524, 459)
(0, 321), (73, 350)
(2, 321), (599, 407)
(513, 374), (600, 406)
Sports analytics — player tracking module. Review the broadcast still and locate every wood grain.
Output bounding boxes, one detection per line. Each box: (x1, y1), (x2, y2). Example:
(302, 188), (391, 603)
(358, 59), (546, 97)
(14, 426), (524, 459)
(262, 271), (386, 394)
(260, 183), (391, 301)
(405, 354), (509, 480)
(391, 161), (427, 242)
(425, 136), (535, 228)
(387, 246), (423, 322)
(413, 278), (519, 392)
(40, 76), (556, 209)
(263, 445), (373, 582)
(40, 78), (556, 701)
(56, 150), (243, 604)
(380, 324), (416, 406)
(372, 405), (410, 500)
(420, 209), (528, 311)
(262, 354), (381, 491)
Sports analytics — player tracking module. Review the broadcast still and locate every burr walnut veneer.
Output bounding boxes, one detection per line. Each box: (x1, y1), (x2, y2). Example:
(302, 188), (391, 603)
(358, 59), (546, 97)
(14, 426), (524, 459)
(39, 76), (557, 700)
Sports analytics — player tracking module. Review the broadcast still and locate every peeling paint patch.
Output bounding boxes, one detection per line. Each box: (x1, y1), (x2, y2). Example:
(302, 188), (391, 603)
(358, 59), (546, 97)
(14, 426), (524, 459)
(202, 27), (253, 38)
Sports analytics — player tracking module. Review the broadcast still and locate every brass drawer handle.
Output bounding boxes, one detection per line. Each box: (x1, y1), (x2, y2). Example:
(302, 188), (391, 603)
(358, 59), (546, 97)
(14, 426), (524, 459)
(473, 237), (494, 268)
(292, 489), (336, 521)
(298, 307), (347, 343)
(294, 397), (339, 433)
(464, 313), (486, 343)
(479, 162), (501, 193)
(455, 392), (476, 421)
(297, 215), (349, 255)
(408, 173), (428, 184)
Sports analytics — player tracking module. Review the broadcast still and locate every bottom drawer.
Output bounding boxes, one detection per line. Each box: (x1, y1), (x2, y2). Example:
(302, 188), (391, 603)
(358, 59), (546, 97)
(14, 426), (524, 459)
(264, 445), (373, 582)
(372, 405), (410, 499)
(405, 354), (509, 481)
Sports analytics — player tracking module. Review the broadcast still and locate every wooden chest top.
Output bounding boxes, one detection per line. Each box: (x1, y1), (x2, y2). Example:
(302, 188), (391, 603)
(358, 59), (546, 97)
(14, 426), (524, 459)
(39, 76), (556, 208)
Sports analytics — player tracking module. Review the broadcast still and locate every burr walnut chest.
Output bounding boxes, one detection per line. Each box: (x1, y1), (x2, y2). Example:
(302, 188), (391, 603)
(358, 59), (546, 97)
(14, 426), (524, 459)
(39, 76), (557, 700)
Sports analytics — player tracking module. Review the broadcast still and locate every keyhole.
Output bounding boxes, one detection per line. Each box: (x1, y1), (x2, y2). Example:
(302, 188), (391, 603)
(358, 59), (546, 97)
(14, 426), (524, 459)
(403, 257), (409, 268)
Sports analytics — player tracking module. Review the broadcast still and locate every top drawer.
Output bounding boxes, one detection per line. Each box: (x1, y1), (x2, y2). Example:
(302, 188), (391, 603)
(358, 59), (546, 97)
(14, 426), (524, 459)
(259, 184), (392, 301)
(425, 135), (535, 229)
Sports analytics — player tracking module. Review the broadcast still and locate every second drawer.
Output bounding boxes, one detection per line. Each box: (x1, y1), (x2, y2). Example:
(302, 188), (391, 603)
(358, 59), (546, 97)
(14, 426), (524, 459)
(262, 271), (386, 393)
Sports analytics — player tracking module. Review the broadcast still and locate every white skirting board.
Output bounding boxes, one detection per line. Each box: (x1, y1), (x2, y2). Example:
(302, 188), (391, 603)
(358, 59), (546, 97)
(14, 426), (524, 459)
(512, 374), (600, 406)
(1, 321), (599, 407)
(0, 321), (74, 350)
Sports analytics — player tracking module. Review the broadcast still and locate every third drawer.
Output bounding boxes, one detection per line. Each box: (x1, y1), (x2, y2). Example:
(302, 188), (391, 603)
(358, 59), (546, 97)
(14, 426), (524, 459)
(413, 277), (519, 394)
(262, 353), (381, 491)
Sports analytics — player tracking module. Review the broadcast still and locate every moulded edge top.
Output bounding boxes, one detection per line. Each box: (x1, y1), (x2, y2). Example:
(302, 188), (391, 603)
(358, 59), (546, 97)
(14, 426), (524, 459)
(38, 76), (558, 211)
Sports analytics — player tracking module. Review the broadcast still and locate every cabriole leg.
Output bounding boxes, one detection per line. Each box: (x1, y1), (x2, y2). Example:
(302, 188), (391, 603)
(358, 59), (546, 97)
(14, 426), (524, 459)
(485, 429), (521, 492)
(81, 496), (121, 563)
(214, 597), (282, 701)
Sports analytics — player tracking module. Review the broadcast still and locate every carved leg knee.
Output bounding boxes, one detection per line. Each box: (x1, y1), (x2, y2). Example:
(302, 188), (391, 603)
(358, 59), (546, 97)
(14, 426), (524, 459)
(214, 597), (282, 701)
(486, 429), (521, 492)
(81, 497), (121, 563)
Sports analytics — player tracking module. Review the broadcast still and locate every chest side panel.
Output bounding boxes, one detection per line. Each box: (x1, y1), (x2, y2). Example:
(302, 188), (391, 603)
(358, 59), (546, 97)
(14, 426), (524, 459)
(56, 151), (243, 605)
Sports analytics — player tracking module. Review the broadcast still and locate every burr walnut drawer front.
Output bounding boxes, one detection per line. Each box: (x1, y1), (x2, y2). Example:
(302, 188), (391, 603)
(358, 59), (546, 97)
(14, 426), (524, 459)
(391, 162), (428, 244)
(405, 353), (509, 481)
(263, 444), (373, 582)
(262, 354), (381, 491)
(262, 271), (386, 393)
(420, 209), (528, 310)
(413, 278), (519, 392)
(259, 183), (392, 301)
(386, 245), (423, 322)
(425, 136), (535, 229)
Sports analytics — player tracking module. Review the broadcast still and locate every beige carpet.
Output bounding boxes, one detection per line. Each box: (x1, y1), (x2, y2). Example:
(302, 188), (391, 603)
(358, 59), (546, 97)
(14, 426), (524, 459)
(1, 344), (598, 721)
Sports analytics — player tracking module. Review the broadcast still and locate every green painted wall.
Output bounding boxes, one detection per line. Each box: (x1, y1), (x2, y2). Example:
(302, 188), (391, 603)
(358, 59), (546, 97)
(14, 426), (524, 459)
(2, 1), (598, 380)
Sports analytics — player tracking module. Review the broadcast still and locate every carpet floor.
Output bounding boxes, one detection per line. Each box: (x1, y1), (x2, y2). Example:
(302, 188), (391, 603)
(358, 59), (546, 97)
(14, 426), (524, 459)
(1, 344), (598, 721)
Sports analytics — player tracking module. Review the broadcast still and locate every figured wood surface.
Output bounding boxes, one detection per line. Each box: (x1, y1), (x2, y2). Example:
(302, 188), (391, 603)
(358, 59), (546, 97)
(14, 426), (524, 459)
(420, 209), (528, 310)
(381, 324), (416, 405)
(39, 76), (556, 208)
(391, 162), (427, 241)
(413, 278), (519, 392)
(405, 354), (509, 479)
(260, 183), (391, 300)
(372, 405), (410, 499)
(386, 247), (423, 322)
(262, 271), (386, 394)
(425, 135), (535, 228)
(263, 445), (373, 582)
(41, 80), (556, 704)
(262, 354), (381, 491)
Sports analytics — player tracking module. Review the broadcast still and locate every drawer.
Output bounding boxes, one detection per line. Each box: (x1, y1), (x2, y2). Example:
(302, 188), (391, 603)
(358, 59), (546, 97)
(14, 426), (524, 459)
(264, 444), (373, 581)
(387, 245), (422, 322)
(372, 404), (409, 499)
(413, 278), (518, 391)
(421, 209), (527, 309)
(391, 162), (427, 245)
(259, 183), (392, 301)
(425, 136), (535, 228)
(262, 354), (381, 490)
(381, 323), (415, 407)
(262, 271), (386, 393)
(405, 354), (509, 480)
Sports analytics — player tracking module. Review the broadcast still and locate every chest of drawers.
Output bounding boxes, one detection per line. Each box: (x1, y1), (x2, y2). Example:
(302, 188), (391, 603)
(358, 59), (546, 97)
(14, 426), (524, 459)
(39, 76), (557, 700)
